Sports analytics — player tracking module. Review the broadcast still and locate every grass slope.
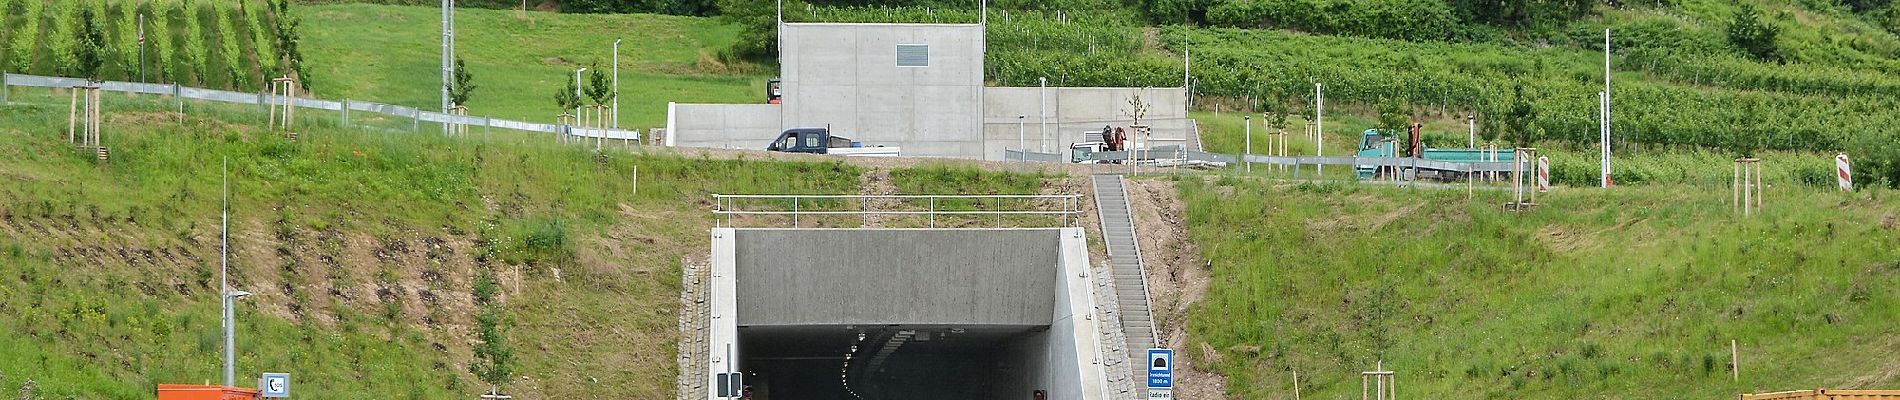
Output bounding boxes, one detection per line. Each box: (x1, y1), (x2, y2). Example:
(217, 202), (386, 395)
(1176, 176), (1900, 399)
(0, 87), (860, 399)
(298, 4), (769, 127)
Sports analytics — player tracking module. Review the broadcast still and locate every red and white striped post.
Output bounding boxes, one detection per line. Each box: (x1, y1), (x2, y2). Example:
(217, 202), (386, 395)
(1836, 154), (1852, 192)
(1536, 156), (1551, 193)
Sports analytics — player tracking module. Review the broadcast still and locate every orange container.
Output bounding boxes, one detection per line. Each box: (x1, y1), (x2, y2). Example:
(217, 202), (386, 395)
(156, 384), (259, 400)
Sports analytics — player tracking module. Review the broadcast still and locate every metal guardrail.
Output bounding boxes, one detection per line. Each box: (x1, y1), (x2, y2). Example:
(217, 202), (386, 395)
(711, 194), (1083, 228)
(2, 73), (639, 140)
(1003, 148), (1063, 162)
(1742, 389), (1900, 400)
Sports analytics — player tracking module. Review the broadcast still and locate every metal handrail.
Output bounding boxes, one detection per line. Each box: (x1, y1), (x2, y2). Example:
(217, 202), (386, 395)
(712, 194), (1083, 228)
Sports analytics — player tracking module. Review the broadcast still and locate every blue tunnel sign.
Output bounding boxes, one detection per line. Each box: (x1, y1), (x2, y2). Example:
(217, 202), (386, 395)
(1147, 348), (1173, 388)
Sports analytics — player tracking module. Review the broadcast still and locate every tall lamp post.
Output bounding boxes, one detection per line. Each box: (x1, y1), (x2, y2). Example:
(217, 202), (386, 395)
(575, 67), (587, 143)
(441, 0), (456, 135)
(219, 159), (252, 387)
(138, 13), (146, 82)
(612, 39), (621, 133)
(1466, 115), (1476, 148)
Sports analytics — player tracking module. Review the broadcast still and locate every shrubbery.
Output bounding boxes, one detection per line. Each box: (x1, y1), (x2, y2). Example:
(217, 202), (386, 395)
(1206, 0), (1461, 41)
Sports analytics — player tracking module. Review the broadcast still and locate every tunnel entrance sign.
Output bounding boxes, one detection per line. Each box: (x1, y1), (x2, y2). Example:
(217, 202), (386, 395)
(1148, 348), (1173, 388)
(1149, 348), (1174, 399)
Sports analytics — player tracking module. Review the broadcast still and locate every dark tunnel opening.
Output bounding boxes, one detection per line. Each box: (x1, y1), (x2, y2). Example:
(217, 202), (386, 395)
(739, 325), (1050, 400)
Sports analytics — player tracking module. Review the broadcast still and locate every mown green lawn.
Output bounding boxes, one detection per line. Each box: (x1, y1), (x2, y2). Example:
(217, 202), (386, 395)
(298, 3), (769, 129)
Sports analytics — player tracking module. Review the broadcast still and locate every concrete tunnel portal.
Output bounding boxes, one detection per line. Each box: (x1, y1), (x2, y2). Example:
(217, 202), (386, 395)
(707, 228), (1108, 400)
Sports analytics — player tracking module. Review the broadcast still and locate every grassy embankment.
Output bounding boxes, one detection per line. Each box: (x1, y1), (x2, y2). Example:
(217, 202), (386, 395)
(0, 2), (768, 129)
(0, 86), (860, 399)
(1175, 175), (1900, 399)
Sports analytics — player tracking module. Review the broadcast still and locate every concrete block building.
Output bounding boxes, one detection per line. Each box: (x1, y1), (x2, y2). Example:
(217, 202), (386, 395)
(666, 20), (1189, 160)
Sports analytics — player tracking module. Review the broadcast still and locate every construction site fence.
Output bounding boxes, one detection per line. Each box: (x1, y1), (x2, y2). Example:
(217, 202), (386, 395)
(1, 73), (640, 140)
(1742, 389), (1900, 400)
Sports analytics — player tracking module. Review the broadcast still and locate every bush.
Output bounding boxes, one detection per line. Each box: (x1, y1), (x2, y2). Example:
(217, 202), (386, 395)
(716, 0), (780, 63)
(1206, 0), (1460, 41)
(72, 8), (107, 80)
(1727, 3), (1782, 62)
(1140, 0), (1217, 24)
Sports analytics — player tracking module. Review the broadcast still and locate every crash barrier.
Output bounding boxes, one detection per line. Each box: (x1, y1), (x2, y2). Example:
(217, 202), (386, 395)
(2, 73), (639, 140)
(711, 194), (1084, 228)
(1741, 389), (1900, 400)
(1004, 148), (1063, 162)
(1082, 146), (1516, 175)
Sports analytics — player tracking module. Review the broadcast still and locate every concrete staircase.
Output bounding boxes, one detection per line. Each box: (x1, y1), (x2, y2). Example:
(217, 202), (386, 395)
(1185, 120), (1204, 152)
(1091, 174), (1157, 384)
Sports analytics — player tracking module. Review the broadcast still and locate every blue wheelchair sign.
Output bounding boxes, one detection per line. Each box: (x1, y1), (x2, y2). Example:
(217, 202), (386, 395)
(1147, 348), (1173, 388)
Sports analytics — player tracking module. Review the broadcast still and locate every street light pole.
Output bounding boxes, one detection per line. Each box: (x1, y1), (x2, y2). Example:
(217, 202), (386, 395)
(1315, 83), (1324, 175)
(219, 158), (250, 388)
(612, 39), (621, 133)
(441, 0), (452, 135)
(1038, 77), (1047, 155)
(575, 68), (587, 145)
(1017, 115), (1026, 158)
(138, 13), (146, 83)
(1467, 115), (1475, 149)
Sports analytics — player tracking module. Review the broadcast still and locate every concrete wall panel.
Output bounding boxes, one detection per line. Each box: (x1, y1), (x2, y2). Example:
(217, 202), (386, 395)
(733, 229), (1059, 326)
(669, 104), (782, 150)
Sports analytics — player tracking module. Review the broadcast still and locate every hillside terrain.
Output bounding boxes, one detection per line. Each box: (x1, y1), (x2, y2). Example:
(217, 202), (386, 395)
(4, 0), (1894, 183)
(3, 1), (1900, 399)
(1176, 176), (1900, 398)
(0, 88), (1068, 399)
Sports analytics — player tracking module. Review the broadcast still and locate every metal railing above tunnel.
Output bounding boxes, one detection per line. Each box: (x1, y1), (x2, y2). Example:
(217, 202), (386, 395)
(711, 194), (1084, 228)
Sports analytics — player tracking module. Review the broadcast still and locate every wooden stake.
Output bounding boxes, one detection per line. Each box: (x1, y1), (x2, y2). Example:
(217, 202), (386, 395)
(267, 81), (278, 131)
(69, 88), (79, 143)
(1731, 339), (1739, 382)
(1294, 370), (1301, 400)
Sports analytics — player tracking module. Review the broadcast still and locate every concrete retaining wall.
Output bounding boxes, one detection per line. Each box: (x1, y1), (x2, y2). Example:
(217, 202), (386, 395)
(982, 87), (1190, 160)
(704, 228), (1107, 400)
(732, 229), (1058, 326)
(665, 103), (781, 149)
(780, 23), (987, 158)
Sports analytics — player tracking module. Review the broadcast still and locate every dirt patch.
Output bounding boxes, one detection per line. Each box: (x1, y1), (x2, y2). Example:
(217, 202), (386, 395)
(107, 112), (185, 127)
(1124, 179), (1229, 399)
(857, 169), (904, 227)
(1844, 334), (1900, 387)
